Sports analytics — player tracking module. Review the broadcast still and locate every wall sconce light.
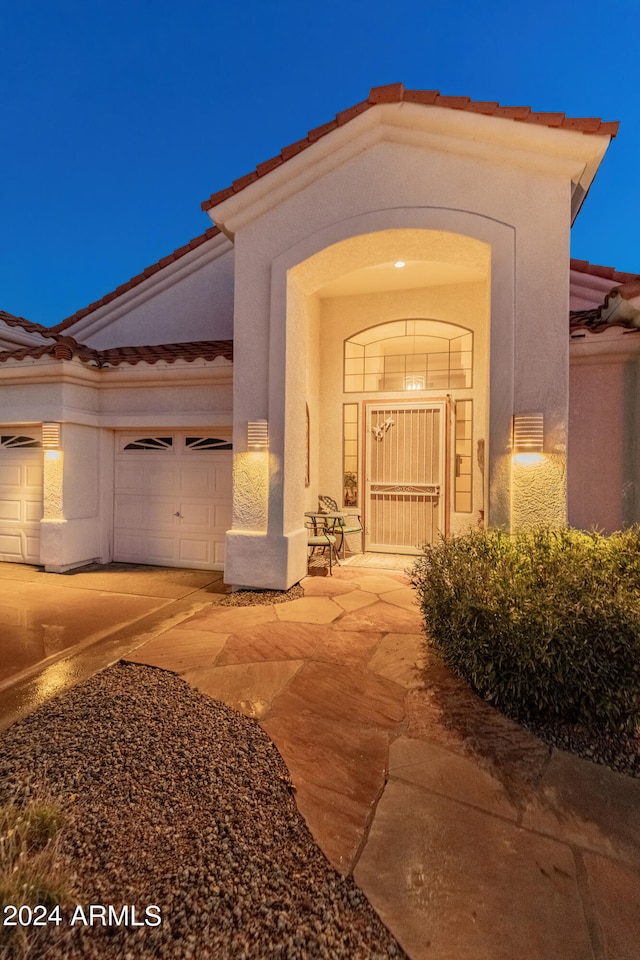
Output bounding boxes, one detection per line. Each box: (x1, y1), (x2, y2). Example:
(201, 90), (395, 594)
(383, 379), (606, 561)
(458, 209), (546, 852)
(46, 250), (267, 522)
(42, 422), (61, 450)
(247, 419), (269, 451)
(512, 414), (544, 454)
(404, 376), (425, 391)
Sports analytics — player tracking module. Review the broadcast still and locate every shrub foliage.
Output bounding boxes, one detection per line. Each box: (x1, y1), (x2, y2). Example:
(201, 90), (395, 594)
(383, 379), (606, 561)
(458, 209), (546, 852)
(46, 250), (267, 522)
(410, 527), (640, 734)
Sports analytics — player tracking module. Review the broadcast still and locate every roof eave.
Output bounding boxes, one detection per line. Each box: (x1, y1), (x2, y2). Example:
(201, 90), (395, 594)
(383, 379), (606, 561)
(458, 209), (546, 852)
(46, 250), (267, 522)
(202, 84), (618, 234)
(204, 100), (615, 238)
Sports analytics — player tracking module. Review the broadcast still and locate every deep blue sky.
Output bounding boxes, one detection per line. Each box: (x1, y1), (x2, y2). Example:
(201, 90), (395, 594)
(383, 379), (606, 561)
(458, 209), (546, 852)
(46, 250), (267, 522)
(1, 0), (638, 326)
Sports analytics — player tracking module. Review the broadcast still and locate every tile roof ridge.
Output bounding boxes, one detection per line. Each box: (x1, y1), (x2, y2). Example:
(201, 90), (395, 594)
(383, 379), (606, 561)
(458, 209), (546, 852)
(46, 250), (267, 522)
(201, 84), (619, 212)
(0, 310), (55, 338)
(53, 225), (222, 333)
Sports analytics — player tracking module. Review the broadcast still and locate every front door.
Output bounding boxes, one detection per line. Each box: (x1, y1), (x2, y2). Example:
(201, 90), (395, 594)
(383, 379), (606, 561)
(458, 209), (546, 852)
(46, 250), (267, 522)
(365, 402), (445, 554)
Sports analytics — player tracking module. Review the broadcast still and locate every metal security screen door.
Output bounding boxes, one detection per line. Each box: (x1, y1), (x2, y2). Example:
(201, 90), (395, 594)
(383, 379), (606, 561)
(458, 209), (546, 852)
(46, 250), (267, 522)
(366, 403), (445, 554)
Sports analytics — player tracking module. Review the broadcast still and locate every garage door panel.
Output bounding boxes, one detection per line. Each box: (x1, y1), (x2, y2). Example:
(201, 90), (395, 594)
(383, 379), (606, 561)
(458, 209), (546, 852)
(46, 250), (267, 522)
(214, 468), (232, 495)
(114, 495), (144, 526)
(0, 533), (22, 556)
(146, 537), (179, 562)
(0, 438), (43, 564)
(114, 435), (231, 571)
(113, 531), (144, 559)
(178, 539), (211, 565)
(179, 467), (212, 497)
(148, 466), (178, 495)
(115, 463), (146, 493)
(214, 503), (232, 527)
(147, 499), (178, 526)
(24, 465), (43, 489)
(0, 500), (21, 522)
(178, 503), (212, 527)
(0, 464), (23, 487)
(24, 536), (40, 561)
(213, 540), (226, 565)
(24, 501), (43, 523)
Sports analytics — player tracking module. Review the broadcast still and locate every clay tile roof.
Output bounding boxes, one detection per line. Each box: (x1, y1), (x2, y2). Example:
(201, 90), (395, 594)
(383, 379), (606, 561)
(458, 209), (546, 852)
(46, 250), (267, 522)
(617, 280), (640, 301)
(0, 310), (54, 339)
(95, 341), (234, 366)
(201, 84), (619, 212)
(53, 225), (221, 333)
(570, 260), (640, 333)
(570, 258), (640, 286)
(0, 336), (233, 367)
(569, 307), (637, 335)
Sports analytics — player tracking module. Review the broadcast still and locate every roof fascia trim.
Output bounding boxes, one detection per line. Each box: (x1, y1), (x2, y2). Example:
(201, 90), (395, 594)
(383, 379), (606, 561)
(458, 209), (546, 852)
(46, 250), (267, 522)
(206, 102), (612, 237)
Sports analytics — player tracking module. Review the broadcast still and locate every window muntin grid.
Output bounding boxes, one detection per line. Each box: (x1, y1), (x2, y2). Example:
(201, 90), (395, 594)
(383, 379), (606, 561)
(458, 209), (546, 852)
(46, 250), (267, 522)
(344, 319), (472, 393)
(454, 400), (473, 513)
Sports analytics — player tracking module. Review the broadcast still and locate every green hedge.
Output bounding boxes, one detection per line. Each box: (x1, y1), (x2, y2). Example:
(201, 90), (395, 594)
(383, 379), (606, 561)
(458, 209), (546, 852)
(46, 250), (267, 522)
(409, 527), (640, 734)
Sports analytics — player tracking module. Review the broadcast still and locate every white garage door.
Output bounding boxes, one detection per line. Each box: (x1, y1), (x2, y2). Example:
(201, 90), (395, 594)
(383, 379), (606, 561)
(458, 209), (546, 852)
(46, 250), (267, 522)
(0, 433), (43, 564)
(114, 432), (232, 570)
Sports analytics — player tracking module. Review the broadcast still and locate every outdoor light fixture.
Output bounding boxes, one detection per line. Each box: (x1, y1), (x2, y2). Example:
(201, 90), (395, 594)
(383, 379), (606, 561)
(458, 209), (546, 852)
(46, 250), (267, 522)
(247, 419), (269, 451)
(394, 261), (406, 268)
(42, 422), (61, 450)
(404, 376), (425, 391)
(512, 414), (544, 454)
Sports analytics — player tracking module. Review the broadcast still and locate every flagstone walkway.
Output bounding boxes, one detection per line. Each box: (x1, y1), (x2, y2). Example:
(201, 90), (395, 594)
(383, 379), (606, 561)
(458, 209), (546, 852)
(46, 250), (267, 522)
(126, 566), (640, 960)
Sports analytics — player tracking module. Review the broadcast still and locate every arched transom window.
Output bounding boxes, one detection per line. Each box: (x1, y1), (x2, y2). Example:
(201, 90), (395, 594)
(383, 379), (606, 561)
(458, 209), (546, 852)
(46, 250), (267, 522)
(344, 319), (472, 393)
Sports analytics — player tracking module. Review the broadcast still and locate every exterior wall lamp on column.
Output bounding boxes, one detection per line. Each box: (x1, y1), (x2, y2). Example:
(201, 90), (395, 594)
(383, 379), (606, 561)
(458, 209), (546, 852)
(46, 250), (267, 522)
(512, 413), (544, 465)
(42, 422), (61, 452)
(511, 411), (565, 530)
(247, 419), (269, 451)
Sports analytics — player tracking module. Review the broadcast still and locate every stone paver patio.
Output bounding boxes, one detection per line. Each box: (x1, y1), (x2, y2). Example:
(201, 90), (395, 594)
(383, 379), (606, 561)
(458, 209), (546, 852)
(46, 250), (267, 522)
(126, 566), (640, 960)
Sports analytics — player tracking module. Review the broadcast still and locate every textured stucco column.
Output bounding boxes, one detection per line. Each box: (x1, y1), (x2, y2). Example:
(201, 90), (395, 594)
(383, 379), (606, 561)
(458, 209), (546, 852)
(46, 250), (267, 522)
(225, 431), (308, 590)
(40, 449), (66, 571)
(511, 454), (566, 530)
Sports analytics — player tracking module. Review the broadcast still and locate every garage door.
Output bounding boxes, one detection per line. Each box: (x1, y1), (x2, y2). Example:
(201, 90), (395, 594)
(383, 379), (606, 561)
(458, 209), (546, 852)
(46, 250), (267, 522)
(0, 433), (43, 564)
(114, 432), (232, 570)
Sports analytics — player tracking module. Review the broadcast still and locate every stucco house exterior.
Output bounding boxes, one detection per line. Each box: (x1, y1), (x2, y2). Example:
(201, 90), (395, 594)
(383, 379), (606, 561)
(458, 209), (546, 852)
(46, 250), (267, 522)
(1, 83), (639, 589)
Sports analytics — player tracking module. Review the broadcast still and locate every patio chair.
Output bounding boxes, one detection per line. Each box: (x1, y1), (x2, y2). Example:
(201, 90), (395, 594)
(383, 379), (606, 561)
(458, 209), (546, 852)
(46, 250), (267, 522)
(318, 495), (363, 559)
(305, 518), (338, 575)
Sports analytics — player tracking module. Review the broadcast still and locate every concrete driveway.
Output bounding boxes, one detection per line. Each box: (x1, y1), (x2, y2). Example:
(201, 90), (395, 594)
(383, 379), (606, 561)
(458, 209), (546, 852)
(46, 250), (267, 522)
(0, 560), (228, 732)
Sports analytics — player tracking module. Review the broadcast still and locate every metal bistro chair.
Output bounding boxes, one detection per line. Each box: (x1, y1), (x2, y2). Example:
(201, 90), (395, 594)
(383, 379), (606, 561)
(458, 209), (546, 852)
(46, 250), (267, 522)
(305, 517), (339, 575)
(318, 496), (363, 559)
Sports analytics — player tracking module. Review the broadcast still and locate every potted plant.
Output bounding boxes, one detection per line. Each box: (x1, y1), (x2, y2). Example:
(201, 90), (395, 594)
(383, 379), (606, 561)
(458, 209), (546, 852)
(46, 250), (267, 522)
(343, 471), (358, 507)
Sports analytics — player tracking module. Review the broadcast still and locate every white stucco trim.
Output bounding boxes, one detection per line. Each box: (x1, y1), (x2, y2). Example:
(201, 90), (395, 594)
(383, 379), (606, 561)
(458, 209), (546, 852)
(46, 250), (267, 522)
(208, 103), (610, 237)
(570, 327), (640, 363)
(0, 356), (233, 429)
(0, 355), (232, 386)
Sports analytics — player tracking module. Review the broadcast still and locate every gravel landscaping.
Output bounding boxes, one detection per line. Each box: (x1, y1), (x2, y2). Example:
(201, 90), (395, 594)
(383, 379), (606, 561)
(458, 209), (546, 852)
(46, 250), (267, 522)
(523, 715), (640, 779)
(0, 663), (406, 960)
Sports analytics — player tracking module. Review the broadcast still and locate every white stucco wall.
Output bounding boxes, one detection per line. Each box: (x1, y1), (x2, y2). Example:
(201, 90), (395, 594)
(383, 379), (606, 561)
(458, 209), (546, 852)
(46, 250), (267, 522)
(62, 237), (235, 349)
(568, 329), (640, 532)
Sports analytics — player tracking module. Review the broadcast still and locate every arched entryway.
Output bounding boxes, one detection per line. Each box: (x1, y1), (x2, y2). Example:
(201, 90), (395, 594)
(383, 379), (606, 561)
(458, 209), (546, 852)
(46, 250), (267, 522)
(287, 227), (491, 556)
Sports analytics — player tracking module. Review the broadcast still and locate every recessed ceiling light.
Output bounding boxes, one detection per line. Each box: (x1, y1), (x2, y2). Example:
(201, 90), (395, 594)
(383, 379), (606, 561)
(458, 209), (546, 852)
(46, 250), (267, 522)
(394, 261), (405, 268)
